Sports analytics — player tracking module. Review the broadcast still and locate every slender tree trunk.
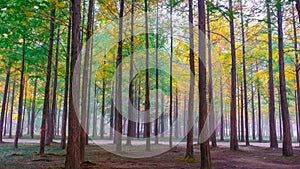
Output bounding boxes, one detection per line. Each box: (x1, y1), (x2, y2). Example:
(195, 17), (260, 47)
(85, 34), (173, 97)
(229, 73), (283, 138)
(278, 90), (282, 141)
(80, 0), (94, 161)
(9, 79), (16, 139)
(266, 0), (278, 148)
(277, 0), (293, 156)
(86, 4), (95, 144)
(296, 0), (300, 22)
(229, 0), (239, 151)
(186, 0), (195, 159)
(61, 6), (71, 150)
(137, 81), (141, 139)
(14, 35), (26, 148)
(292, 2), (300, 146)
(21, 78), (28, 138)
(240, 81), (244, 142)
(207, 6), (216, 148)
(93, 84), (98, 137)
(109, 82), (114, 139)
(198, 0), (212, 167)
(239, 0), (249, 146)
(169, 3), (174, 148)
(65, 0), (81, 167)
(237, 78), (240, 141)
(175, 88), (179, 138)
(100, 75), (106, 139)
(40, 7), (56, 154)
(256, 63), (263, 142)
(126, 0), (135, 145)
(4, 83), (11, 136)
(115, 0), (125, 153)
(27, 84), (32, 136)
(155, 0), (159, 145)
(144, 0), (151, 151)
(57, 101), (62, 135)
(161, 93), (165, 137)
(31, 77), (37, 138)
(220, 77), (224, 141)
(0, 67), (10, 143)
(48, 27), (60, 143)
(251, 71), (256, 140)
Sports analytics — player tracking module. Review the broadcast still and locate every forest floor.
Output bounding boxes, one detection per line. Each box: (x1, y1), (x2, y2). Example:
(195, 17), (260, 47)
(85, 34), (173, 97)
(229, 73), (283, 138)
(0, 139), (300, 169)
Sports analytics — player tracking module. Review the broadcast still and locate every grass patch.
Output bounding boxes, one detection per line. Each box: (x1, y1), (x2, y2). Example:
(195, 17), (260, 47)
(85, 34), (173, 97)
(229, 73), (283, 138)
(175, 157), (200, 163)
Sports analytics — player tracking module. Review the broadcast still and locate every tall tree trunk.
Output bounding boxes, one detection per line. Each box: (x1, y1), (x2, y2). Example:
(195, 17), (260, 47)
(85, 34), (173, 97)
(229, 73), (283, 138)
(115, 0), (125, 153)
(65, 0), (81, 168)
(27, 83), (32, 136)
(40, 7), (56, 154)
(207, 6), (216, 147)
(175, 88), (179, 138)
(14, 35), (26, 148)
(237, 78), (240, 141)
(86, 4), (95, 144)
(61, 6), (71, 150)
(137, 80), (141, 139)
(169, 2), (174, 148)
(127, 0), (135, 145)
(0, 67), (10, 143)
(278, 90), (282, 141)
(161, 93), (165, 137)
(256, 63), (263, 142)
(31, 77), (37, 138)
(20, 78), (28, 138)
(296, 0), (300, 22)
(240, 0), (249, 146)
(198, 0), (212, 167)
(48, 27), (60, 143)
(93, 84), (98, 137)
(154, 0), (159, 145)
(186, 0), (195, 159)
(266, 0), (278, 148)
(292, 1), (300, 147)
(277, 0), (293, 156)
(57, 101), (62, 135)
(229, 0), (239, 151)
(109, 82), (114, 139)
(251, 70), (256, 140)
(240, 81), (244, 142)
(9, 79), (16, 138)
(4, 82), (11, 136)
(100, 74), (106, 139)
(80, 0), (94, 161)
(220, 77), (224, 141)
(144, 0), (151, 151)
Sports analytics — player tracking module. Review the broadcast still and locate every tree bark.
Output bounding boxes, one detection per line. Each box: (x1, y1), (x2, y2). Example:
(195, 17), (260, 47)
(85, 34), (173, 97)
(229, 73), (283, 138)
(40, 7), (55, 154)
(9, 79), (16, 138)
(0, 67), (10, 143)
(186, 0), (195, 159)
(266, 0), (278, 148)
(144, 0), (151, 151)
(14, 35), (26, 148)
(65, 0), (81, 167)
(4, 82), (11, 136)
(240, 0), (249, 146)
(229, 0), (239, 151)
(115, 0), (125, 153)
(251, 70), (256, 140)
(220, 77), (224, 141)
(277, 0), (293, 156)
(199, 0), (212, 167)
(61, 6), (72, 150)
(31, 77), (37, 138)
(207, 6), (216, 147)
(154, 0), (159, 145)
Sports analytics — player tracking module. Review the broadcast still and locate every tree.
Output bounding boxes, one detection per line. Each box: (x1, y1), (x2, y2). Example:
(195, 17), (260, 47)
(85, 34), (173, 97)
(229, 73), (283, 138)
(144, 0), (151, 151)
(61, 6), (72, 150)
(229, 0), (239, 151)
(154, 0), (159, 145)
(276, 0), (293, 156)
(296, 0), (300, 22)
(14, 35), (26, 148)
(39, 7), (56, 155)
(65, 0), (81, 168)
(185, 0), (195, 159)
(115, 0), (125, 153)
(80, 0), (94, 162)
(266, 0), (278, 148)
(0, 67), (11, 143)
(240, 0), (249, 146)
(169, 2), (174, 148)
(198, 0), (212, 168)
(207, 2), (216, 147)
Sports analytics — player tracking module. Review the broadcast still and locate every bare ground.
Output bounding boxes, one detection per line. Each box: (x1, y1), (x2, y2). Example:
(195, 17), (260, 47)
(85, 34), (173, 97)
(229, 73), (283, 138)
(0, 139), (300, 169)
